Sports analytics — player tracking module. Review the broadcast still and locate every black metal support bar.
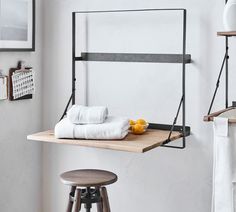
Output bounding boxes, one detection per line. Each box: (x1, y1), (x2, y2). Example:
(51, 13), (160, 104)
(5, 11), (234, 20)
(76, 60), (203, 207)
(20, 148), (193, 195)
(72, 12), (76, 105)
(225, 0), (229, 109)
(159, 10), (187, 149)
(148, 123), (190, 135)
(161, 97), (186, 149)
(182, 9), (187, 148)
(207, 53), (227, 115)
(76, 52), (191, 64)
(74, 8), (186, 14)
(150, 122), (191, 149)
(167, 96), (183, 141)
(59, 93), (74, 121)
(225, 37), (229, 108)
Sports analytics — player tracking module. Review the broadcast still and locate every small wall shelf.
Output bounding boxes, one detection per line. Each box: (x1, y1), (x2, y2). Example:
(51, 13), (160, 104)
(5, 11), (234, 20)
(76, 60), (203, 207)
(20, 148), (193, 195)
(217, 31), (236, 36)
(204, 107), (236, 123)
(205, 30), (233, 118)
(77, 52), (192, 64)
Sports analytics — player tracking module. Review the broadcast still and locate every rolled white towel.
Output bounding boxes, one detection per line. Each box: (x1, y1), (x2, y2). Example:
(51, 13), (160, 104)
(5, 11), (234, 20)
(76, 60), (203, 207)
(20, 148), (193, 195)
(67, 105), (108, 124)
(55, 116), (129, 140)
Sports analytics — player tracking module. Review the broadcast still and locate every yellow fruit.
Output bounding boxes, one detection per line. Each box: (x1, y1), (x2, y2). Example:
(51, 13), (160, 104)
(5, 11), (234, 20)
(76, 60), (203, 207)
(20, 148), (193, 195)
(132, 124), (145, 134)
(136, 119), (147, 125)
(129, 119), (136, 126)
(130, 125), (135, 131)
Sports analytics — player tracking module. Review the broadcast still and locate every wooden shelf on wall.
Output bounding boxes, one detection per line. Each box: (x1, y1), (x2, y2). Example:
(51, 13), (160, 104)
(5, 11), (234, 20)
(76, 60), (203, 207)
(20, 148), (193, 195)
(217, 31), (236, 36)
(27, 129), (186, 153)
(204, 107), (236, 123)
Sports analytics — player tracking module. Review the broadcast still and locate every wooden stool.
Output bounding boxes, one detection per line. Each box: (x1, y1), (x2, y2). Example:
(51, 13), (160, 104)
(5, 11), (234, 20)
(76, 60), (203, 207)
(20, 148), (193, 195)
(60, 169), (118, 212)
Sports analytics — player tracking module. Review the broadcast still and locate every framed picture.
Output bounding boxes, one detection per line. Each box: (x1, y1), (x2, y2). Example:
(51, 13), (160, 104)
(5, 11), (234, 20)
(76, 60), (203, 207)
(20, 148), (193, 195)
(0, 0), (35, 51)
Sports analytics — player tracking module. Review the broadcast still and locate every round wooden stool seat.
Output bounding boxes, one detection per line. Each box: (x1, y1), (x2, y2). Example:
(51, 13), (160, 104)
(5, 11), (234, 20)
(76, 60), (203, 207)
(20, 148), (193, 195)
(61, 169), (117, 212)
(60, 169), (117, 187)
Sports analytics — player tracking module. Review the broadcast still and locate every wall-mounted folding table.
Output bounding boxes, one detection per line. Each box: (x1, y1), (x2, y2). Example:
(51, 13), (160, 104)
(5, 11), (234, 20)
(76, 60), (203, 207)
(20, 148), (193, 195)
(28, 8), (192, 153)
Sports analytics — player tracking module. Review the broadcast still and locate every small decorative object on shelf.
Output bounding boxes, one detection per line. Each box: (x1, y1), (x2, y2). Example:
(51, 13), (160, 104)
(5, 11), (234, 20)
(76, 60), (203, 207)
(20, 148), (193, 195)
(129, 119), (149, 135)
(223, 0), (236, 31)
(0, 70), (8, 100)
(9, 61), (35, 101)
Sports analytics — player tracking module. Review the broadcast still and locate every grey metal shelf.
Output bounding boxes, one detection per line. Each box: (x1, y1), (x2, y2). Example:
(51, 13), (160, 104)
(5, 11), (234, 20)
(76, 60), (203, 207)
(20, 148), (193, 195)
(75, 52), (191, 64)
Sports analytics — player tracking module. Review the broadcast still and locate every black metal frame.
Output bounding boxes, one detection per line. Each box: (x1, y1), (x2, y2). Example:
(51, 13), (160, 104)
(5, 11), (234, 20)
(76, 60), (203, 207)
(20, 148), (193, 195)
(61, 8), (191, 149)
(0, 0), (36, 52)
(207, 0), (230, 115)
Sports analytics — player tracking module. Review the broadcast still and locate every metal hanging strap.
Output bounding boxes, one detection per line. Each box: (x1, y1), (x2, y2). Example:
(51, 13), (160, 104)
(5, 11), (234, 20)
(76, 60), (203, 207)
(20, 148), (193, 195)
(162, 95), (185, 149)
(59, 92), (74, 121)
(207, 52), (228, 115)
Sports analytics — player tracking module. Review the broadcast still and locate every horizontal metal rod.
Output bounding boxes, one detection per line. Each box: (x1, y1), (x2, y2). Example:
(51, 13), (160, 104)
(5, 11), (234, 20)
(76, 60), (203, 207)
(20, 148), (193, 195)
(74, 8), (186, 14)
(76, 52), (191, 64)
(148, 123), (191, 136)
(161, 143), (186, 149)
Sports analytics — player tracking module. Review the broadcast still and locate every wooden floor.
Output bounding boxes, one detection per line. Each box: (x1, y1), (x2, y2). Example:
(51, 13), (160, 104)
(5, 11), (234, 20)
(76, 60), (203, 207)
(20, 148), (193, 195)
(27, 129), (183, 153)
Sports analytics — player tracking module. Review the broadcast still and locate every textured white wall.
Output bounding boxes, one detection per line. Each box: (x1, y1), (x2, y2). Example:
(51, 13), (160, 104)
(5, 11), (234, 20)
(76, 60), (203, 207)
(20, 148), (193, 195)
(42, 0), (236, 211)
(0, 1), (43, 212)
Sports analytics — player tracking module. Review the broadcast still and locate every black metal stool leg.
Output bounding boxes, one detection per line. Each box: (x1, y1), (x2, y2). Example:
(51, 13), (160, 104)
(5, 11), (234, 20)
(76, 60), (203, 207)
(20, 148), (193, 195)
(84, 187), (92, 212)
(85, 205), (92, 212)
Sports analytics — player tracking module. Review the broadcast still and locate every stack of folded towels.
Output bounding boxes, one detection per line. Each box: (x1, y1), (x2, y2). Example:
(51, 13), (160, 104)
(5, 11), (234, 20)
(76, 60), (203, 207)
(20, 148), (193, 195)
(55, 105), (130, 140)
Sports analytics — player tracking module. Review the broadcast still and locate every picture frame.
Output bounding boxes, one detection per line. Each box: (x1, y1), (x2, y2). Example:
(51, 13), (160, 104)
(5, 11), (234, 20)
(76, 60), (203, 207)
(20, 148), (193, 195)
(0, 0), (35, 52)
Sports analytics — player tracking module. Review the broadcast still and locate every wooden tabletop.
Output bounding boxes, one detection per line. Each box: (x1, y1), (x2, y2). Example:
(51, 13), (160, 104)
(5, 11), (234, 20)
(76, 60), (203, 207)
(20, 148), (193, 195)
(27, 129), (183, 153)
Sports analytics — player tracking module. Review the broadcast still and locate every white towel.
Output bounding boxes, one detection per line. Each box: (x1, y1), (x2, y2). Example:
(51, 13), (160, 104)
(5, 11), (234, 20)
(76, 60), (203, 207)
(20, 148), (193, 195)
(67, 105), (108, 124)
(55, 116), (129, 140)
(212, 117), (236, 212)
(214, 117), (228, 137)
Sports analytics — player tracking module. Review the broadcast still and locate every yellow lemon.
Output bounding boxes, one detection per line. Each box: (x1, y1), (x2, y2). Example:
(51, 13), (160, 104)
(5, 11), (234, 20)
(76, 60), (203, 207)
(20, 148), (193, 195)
(136, 119), (147, 125)
(132, 124), (145, 134)
(130, 125), (135, 131)
(129, 119), (136, 126)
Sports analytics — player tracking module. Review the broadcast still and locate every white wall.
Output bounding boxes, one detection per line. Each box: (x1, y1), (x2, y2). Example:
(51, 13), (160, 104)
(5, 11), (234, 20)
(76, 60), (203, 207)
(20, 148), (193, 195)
(42, 0), (236, 212)
(0, 1), (43, 212)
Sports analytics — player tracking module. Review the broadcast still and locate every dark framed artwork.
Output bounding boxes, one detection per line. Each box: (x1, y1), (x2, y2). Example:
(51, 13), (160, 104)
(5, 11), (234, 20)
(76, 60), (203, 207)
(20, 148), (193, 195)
(0, 0), (35, 52)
